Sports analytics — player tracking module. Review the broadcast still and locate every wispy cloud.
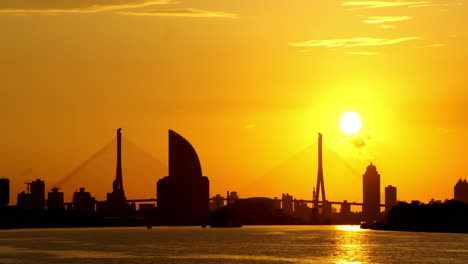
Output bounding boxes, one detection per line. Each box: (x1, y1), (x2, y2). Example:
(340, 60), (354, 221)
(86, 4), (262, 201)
(118, 8), (237, 18)
(347, 51), (380, 55)
(380, 25), (397, 29)
(342, 1), (431, 9)
(289, 37), (420, 48)
(362, 16), (412, 23)
(0, 0), (169, 13)
(417, 43), (444, 48)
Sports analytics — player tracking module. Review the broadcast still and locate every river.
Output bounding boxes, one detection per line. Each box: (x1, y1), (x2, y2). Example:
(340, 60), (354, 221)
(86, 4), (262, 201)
(0, 225), (466, 263)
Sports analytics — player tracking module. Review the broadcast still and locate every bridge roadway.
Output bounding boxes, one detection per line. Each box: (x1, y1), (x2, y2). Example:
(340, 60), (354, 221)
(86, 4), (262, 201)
(121, 198), (386, 207)
(64, 198), (385, 207)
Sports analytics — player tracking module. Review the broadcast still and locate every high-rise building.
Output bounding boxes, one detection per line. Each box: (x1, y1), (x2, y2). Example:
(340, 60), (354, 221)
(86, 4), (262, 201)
(273, 197), (281, 210)
(293, 199), (311, 222)
(73, 188), (96, 215)
(0, 178), (9, 206)
(229, 191), (239, 204)
(47, 187), (64, 211)
(30, 179), (45, 210)
(157, 130), (209, 226)
(210, 194), (225, 210)
(322, 200), (332, 217)
(385, 185), (397, 211)
(340, 200), (351, 215)
(454, 179), (468, 203)
(17, 191), (32, 210)
(282, 193), (293, 215)
(293, 199), (300, 214)
(363, 163), (380, 220)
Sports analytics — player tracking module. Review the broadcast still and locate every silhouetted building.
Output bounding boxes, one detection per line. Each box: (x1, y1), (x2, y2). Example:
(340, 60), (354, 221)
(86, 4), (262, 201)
(273, 197), (281, 210)
(233, 197), (276, 225)
(454, 179), (468, 203)
(17, 191), (32, 210)
(210, 194), (225, 210)
(293, 199), (300, 214)
(0, 178), (9, 206)
(386, 200), (468, 233)
(282, 193), (293, 215)
(30, 179), (45, 210)
(385, 185), (397, 211)
(157, 130), (210, 226)
(294, 199), (312, 223)
(322, 200), (332, 217)
(363, 163), (380, 221)
(341, 200), (351, 215)
(229, 191), (239, 204)
(73, 188), (95, 215)
(139, 204), (155, 213)
(47, 187), (64, 211)
(102, 128), (129, 215)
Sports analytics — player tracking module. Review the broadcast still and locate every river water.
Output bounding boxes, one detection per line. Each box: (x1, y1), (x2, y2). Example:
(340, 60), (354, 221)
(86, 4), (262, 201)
(0, 225), (466, 264)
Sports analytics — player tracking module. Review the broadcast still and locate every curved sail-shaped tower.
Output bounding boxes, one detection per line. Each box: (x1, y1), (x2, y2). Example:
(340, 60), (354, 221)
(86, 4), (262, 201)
(157, 130), (209, 226)
(168, 130), (203, 179)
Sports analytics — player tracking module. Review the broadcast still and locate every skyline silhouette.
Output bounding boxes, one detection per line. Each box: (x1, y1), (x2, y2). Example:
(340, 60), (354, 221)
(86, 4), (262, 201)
(1, 2), (467, 264)
(2, 127), (464, 208)
(2, 0), (468, 221)
(1, 128), (466, 229)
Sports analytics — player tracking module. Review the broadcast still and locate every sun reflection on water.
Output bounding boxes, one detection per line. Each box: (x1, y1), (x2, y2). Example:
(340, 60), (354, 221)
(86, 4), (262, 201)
(329, 225), (372, 264)
(334, 225), (365, 232)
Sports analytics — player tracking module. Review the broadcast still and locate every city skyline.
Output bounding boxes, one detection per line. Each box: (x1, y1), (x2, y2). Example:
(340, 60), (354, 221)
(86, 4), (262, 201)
(1, 126), (464, 205)
(2, 0), (468, 206)
(2, 128), (460, 210)
(1, 1), (467, 263)
(0, 127), (465, 229)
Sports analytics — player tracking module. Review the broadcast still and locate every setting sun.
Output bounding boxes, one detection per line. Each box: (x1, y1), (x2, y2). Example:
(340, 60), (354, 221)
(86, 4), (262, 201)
(340, 112), (362, 134)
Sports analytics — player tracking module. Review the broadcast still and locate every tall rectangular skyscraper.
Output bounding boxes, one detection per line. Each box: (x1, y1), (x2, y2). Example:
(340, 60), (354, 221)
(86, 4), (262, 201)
(47, 187), (64, 211)
(385, 185), (397, 211)
(0, 178), (9, 206)
(31, 179), (45, 210)
(454, 179), (468, 203)
(363, 163), (380, 221)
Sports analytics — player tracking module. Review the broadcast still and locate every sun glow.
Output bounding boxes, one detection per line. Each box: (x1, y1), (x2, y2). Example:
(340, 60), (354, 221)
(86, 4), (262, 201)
(340, 112), (362, 134)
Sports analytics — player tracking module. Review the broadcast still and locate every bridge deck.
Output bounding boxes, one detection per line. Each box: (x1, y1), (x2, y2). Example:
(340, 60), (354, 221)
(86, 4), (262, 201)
(65, 198), (385, 207)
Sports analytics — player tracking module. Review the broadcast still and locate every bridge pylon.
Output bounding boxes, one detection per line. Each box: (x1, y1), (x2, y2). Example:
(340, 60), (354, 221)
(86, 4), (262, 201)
(312, 133), (329, 223)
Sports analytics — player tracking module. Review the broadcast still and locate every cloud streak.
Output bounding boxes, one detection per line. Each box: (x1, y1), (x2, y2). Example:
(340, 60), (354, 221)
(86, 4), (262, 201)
(118, 8), (238, 18)
(380, 25), (397, 29)
(289, 37), (420, 48)
(0, 0), (169, 13)
(362, 16), (412, 23)
(342, 1), (431, 9)
(347, 51), (380, 55)
(417, 43), (444, 48)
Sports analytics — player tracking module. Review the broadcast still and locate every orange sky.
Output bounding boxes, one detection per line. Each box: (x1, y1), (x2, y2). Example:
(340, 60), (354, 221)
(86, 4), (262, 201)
(1, 0), (467, 205)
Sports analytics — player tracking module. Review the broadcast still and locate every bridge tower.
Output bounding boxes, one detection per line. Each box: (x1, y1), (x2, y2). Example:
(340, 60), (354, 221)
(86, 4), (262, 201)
(101, 128), (128, 215)
(313, 133), (328, 219)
